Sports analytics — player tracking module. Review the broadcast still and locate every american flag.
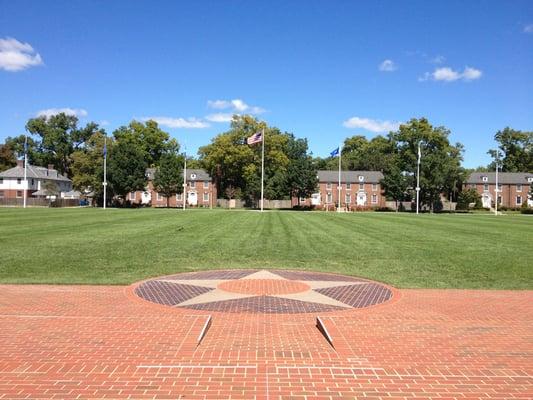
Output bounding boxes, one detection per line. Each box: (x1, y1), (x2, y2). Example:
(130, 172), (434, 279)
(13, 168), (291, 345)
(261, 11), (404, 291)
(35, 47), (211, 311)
(246, 131), (263, 145)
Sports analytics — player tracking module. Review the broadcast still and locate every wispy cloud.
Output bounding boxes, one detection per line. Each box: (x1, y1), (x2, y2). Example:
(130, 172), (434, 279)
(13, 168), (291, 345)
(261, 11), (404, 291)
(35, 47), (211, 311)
(37, 108), (88, 118)
(343, 117), (401, 133)
(419, 66), (482, 82)
(142, 116), (210, 129)
(524, 24), (533, 33)
(0, 37), (43, 72)
(205, 113), (234, 123)
(430, 55), (446, 64)
(207, 99), (265, 116)
(378, 59), (397, 72)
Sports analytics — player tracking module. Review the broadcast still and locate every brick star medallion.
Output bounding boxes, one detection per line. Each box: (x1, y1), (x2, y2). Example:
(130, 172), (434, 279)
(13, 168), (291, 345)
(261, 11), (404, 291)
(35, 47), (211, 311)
(134, 269), (393, 313)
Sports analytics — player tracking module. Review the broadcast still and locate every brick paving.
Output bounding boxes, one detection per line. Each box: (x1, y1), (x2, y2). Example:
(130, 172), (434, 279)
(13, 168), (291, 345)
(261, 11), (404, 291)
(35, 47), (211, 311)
(0, 279), (531, 399)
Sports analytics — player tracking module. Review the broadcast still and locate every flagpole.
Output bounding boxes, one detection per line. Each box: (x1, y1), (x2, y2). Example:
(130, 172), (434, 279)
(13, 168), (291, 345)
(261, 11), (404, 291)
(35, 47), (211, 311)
(260, 127), (265, 212)
(337, 143), (341, 212)
(416, 141), (421, 215)
(103, 135), (107, 209)
(494, 151), (498, 216)
(23, 135), (27, 209)
(183, 150), (187, 211)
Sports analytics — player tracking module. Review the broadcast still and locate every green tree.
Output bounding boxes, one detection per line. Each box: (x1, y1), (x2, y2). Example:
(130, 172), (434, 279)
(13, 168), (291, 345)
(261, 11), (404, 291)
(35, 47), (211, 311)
(107, 139), (147, 203)
(488, 128), (533, 172)
(113, 120), (178, 167)
(42, 180), (60, 206)
(285, 135), (317, 199)
(456, 188), (481, 210)
(70, 130), (110, 205)
(153, 153), (183, 207)
(380, 166), (409, 211)
(0, 143), (17, 171)
(391, 118), (464, 211)
(4, 135), (39, 165)
(25, 113), (101, 176)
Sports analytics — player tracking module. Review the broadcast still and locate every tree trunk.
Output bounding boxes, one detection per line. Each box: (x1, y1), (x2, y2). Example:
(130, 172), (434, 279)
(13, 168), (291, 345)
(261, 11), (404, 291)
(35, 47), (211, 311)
(166, 196), (170, 208)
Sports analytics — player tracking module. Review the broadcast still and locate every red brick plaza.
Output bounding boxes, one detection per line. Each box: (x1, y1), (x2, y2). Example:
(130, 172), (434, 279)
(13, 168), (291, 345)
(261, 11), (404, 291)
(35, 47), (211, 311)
(0, 269), (531, 399)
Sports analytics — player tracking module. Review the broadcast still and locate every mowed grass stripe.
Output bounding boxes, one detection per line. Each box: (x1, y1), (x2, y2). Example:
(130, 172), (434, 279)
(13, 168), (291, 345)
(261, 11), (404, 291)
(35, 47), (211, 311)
(0, 208), (530, 288)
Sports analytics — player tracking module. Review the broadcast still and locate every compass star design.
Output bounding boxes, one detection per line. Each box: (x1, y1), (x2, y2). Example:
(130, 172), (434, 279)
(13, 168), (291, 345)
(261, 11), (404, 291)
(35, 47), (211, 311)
(134, 269), (392, 314)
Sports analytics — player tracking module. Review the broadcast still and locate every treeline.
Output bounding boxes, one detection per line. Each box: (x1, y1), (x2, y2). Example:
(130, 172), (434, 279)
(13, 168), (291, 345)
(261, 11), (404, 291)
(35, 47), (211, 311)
(0, 113), (531, 208)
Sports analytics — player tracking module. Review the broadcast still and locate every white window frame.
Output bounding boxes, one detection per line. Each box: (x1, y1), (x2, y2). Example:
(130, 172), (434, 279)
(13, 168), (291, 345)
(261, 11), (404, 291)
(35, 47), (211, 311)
(371, 194), (378, 204)
(327, 192), (332, 203)
(359, 182), (364, 190)
(156, 192), (163, 201)
(203, 192), (209, 202)
(203, 181), (209, 189)
(516, 184), (522, 192)
(346, 182), (351, 190)
(345, 194), (351, 204)
(190, 181), (196, 189)
(516, 195), (522, 205)
(482, 176), (488, 182)
(372, 183), (377, 191)
(17, 178), (21, 184)
(0, 190), (4, 198)
(326, 182), (332, 189)
(176, 193), (182, 201)
(483, 183), (489, 192)
(16, 190), (22, 198)
(129, 192), (136, 201)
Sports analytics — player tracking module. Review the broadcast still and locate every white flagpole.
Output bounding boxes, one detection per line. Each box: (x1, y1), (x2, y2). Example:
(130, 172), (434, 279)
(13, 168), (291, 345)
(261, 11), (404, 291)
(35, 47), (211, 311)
(23, 135), (27, 209)
(494, 151), (498, 216)
(260, 127), (265, 212)
(337, 144), (341, 212)
(103, 135), (107, 209)
(416, 141), (421, 215)
(183, 150), (187, 211)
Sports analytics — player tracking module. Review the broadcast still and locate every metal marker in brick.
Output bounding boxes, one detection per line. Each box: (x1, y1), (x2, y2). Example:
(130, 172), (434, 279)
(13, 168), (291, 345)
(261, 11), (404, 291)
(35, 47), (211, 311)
(197, 315), (212, 346)
(316, 316), (334, 349)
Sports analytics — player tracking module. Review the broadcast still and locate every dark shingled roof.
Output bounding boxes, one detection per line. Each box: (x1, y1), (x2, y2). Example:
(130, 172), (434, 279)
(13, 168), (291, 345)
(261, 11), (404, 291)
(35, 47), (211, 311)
(0, 164), (71, 182)
(146, 168), (211, 181)
(317, 170), (384, 183)
(466, 172), (533, 185)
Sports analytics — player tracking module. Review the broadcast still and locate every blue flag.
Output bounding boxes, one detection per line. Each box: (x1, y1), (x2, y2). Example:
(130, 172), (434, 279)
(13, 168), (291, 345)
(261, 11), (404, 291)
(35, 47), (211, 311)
(330, 147), (339, 157)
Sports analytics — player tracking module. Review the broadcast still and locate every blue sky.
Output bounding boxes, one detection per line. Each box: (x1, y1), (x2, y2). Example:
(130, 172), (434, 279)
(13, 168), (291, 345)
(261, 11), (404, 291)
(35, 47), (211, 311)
(1, 0), (532, 167)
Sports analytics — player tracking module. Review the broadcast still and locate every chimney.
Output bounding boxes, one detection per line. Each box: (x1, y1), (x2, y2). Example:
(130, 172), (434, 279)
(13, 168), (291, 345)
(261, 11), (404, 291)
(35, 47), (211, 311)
(17, 160), (24, 168)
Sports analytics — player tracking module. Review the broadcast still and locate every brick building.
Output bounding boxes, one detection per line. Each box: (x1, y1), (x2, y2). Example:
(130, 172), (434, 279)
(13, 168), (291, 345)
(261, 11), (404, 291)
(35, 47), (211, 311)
(129, 168), (217, 208)
(0, 160), (72, 201)
(299, 170), (386, 210)
(465, 172), (533, 208)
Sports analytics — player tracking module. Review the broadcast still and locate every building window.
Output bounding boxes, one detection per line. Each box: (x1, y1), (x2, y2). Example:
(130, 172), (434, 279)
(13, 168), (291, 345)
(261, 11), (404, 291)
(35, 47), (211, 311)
(203, 192), (209, 202)
(371, 194), (378, 204)
(129, 192), (136, 200)
(0, 178), (3, 184)
(31, 179), (34, 186)
(345, 194), (351, 204)
(372, 183), (377, 191)
(176, 193), (182, 201)
(358, 175), (364, 181)
(516, 196), (522, 205)
(516, 184), (522, 192)
(17, 178), (21, 184)
(157, 193), (163, 201)
(483, 184), (489, 192)
(327, 192), (332, 203)
(0, 190), (4, 198)
(470, 183), (476, 189)
(482, 176), (488, 182)
(203, 181), (209, 189)
(497, 195), (502, 204)
(346, 182), (351, 190)
(190, 181), (196, 189)
(326, 182), (332, 189)
(16, 190), (22, 198)
(359, 182), (364, 190)
(497, 183), (502, 191)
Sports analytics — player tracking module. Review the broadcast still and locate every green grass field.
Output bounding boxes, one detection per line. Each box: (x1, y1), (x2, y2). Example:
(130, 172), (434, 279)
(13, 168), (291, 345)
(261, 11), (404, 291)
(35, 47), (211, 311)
(0, 208), (531, 289)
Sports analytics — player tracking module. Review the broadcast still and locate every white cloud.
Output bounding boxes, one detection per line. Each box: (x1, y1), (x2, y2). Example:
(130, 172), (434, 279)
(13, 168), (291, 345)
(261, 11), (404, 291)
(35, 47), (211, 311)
(419, 66), (483, 82)
(37, 108), (88, 118)
(206, 99), (265, 117)
(524, 24), (533, 33)
(378, 59), (397, 72)
(205, 113), (234, 123)
(143, 116), (210, 129)
(343, 117), (401, 133)
(0, 37), (43, 72)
